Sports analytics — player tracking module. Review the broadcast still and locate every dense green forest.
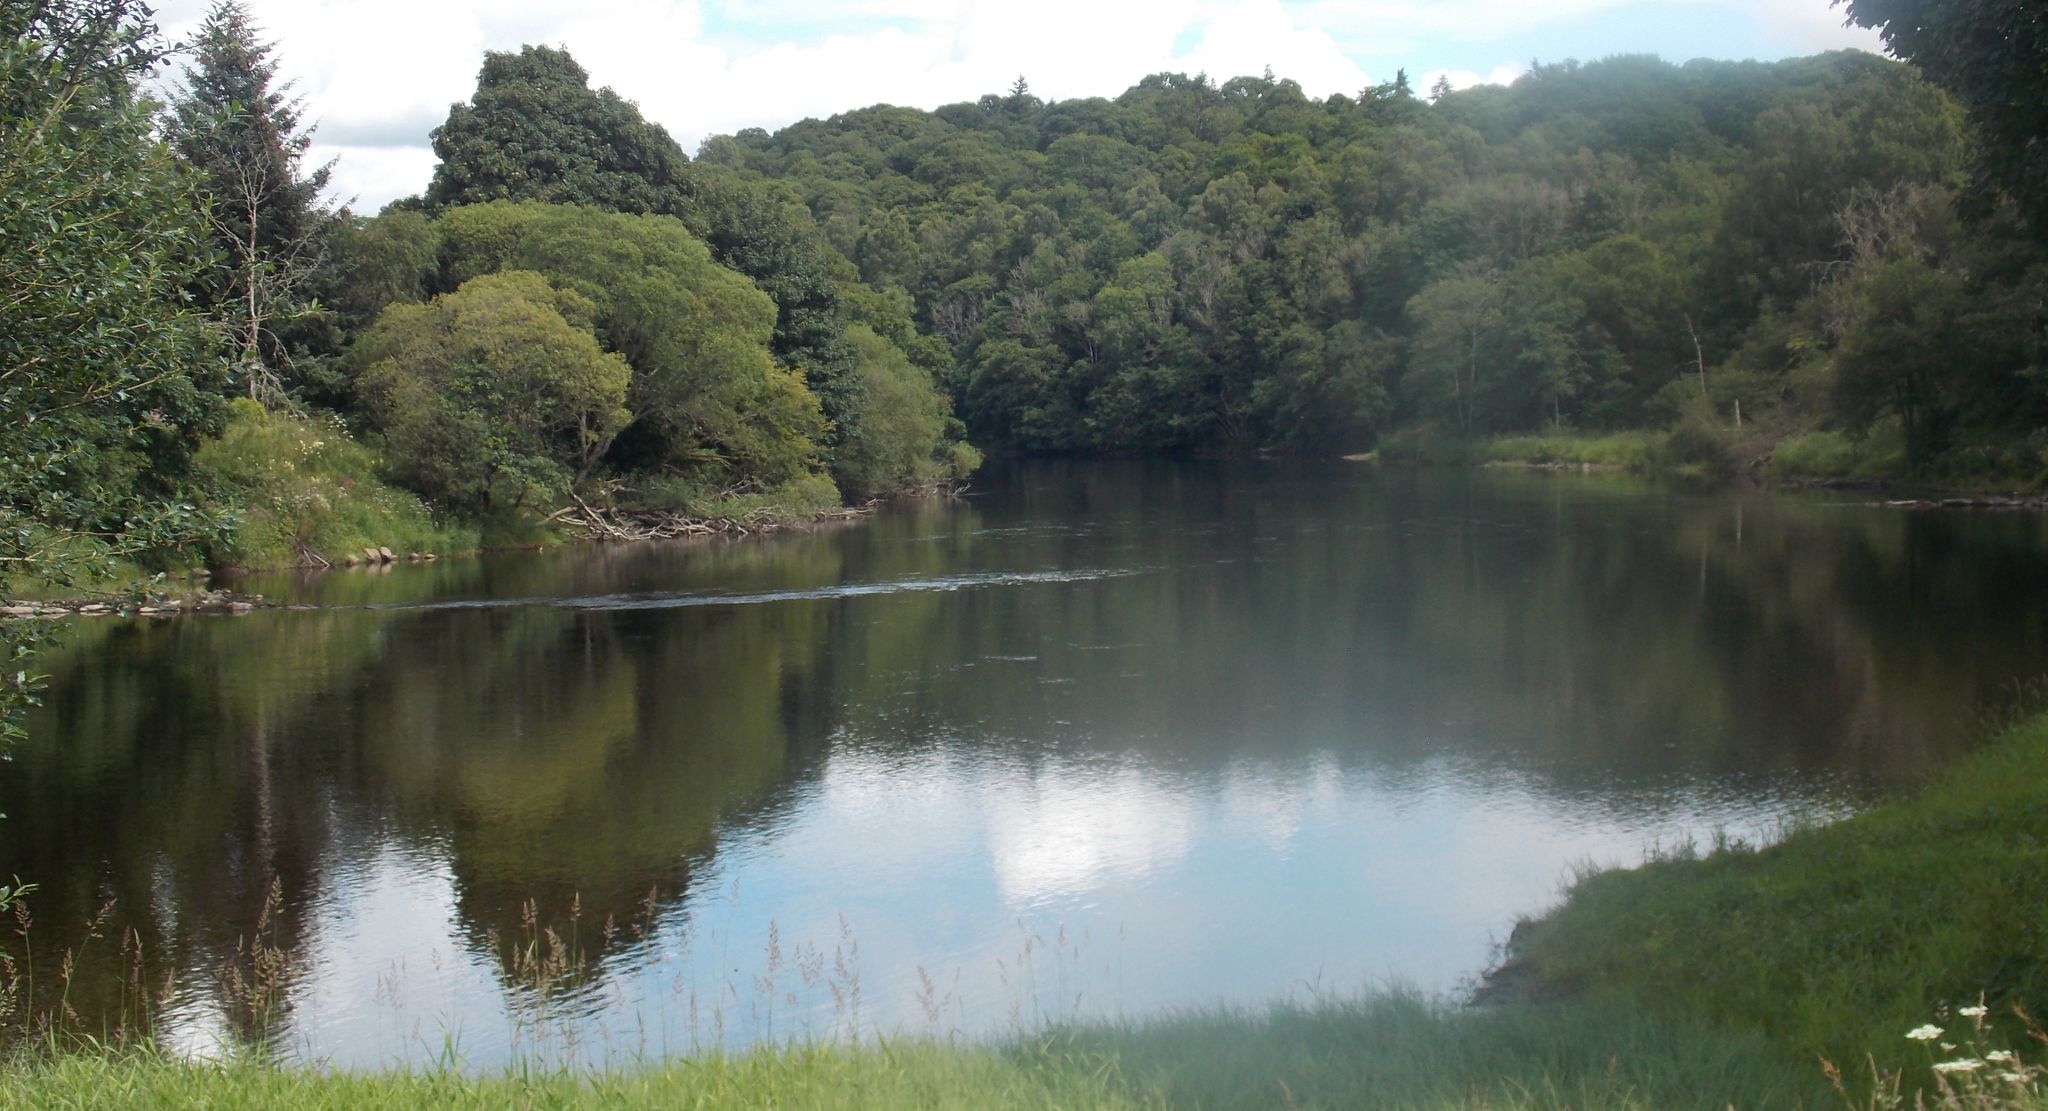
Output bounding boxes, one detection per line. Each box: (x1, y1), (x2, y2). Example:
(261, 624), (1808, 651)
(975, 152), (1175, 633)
(702, 52), (2045, 475)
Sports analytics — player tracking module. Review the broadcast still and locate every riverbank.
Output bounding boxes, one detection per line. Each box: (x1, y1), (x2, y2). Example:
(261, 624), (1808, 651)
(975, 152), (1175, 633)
(1380, 425), (2048, 501)
(6, 714), (2046, 1106)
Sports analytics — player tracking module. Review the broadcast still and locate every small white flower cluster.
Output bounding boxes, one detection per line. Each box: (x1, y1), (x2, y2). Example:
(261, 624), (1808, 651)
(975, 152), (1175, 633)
(1898, 1006), (2042, 1093)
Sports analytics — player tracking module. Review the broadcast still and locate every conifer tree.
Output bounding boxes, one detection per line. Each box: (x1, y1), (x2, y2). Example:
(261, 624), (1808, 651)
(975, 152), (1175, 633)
(167, 0), (334, 403)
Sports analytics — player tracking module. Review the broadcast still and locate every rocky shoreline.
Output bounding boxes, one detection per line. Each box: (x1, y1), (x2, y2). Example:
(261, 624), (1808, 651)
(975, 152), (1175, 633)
(0, 590), (282, 620)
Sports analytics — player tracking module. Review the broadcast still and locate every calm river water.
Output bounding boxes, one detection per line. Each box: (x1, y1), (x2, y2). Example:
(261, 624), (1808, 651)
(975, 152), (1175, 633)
(6, 461), (2048, 1066)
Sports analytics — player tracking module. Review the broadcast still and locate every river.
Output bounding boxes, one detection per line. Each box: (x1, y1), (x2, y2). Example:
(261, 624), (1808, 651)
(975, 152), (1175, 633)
(5, 460), (2047, 1066)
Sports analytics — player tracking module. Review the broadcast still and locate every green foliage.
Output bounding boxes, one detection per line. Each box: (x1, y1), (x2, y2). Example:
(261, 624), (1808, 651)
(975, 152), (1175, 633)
(1481, 431), (1662, 471)
(353, 270), (631, 512)
(0, 2), (230, 582)
(296, 207), (440, 409)
(165, 0), (334, 400)
(676, 167), (869, 466)
(425, 45), (686, 216)
(701, 51), (2041, 476)
(195, 399), (474, 568)
(1768, 428), (1908, 481)
(1841, 0), (2048, 238)
(422, 47), (872, 470)
(1652, 414), (1736, 482)
(1830, 257), (1970, 472)
(832, 326), (979, 496)
(431, 201), (826, 487)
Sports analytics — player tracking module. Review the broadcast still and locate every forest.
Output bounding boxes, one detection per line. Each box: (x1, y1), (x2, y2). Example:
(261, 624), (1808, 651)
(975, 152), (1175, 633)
(706, 49), (2045, 477)
(3, 0), (2045, 591)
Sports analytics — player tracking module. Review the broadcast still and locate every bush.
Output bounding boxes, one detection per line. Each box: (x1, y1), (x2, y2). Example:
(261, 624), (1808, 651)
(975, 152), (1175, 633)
(1655, 416), (1736, 482)
(622, 472), (845, 526)
(353, 271), (632, 513)
(1483, 431), (1660, 471)
(197, 400), (474, 568)
(1768, 429), (1907, 481)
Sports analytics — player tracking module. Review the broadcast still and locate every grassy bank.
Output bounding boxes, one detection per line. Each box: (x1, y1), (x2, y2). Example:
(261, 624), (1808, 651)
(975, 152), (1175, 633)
(0, 1042), (1153, 1110)
(1381, 422), (2048, 494)
(6, 720), (2048, 1107)
(1492, 713), (2048, 1091)
(1379, 426), (1732, 483)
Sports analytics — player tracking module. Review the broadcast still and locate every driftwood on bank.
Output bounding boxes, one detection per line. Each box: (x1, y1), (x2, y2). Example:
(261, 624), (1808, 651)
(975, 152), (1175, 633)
(547, 492), (877, 543)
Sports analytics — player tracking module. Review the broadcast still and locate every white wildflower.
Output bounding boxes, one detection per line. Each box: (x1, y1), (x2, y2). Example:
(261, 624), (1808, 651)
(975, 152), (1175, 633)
(1908, 1025), (1945, 1041)
(1932, 1059), (1984, 1074)
(1959, 1005), (1989, 1018)
(1998, 1073), (2026, 1084)
(1985, 1051), (2017, 1063)
(1942, 1042), (1958, 1051)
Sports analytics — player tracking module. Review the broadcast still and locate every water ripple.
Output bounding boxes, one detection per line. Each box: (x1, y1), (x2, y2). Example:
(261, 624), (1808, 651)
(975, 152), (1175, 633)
(369, 569), (1142, 614)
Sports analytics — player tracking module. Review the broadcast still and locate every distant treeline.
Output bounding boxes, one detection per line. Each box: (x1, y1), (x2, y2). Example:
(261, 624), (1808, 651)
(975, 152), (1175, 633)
(701, 52), (2046, 476)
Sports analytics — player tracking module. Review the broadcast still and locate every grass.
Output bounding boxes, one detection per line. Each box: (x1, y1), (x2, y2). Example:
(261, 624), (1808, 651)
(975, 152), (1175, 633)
(6, 718), (2048, 1106)
(1040, 992), (1821, 1109)
(1381, 428), (1730, 482)
(0, 1042), (1154, 1110)
(1479, 431), (1664, 472)
(196, 400), (478, 569)
(1768, 429), (1909, 483)
(1494, 714), (2048, 1091)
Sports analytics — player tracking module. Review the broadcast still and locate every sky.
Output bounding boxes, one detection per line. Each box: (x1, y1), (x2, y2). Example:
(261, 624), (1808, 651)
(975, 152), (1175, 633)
(148, 0), (1886, 212)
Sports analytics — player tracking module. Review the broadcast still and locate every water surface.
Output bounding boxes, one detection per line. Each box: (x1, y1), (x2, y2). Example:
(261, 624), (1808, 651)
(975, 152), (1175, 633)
(7, 461), (2047, 1066)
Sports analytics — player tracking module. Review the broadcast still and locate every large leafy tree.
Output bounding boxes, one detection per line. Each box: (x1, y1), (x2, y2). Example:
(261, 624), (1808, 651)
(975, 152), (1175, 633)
(353, 270), (632, 512)
(1, 0), (227, 759)
(166, 0), (334, 402)
(430, 201), (827, 488)
(1838, 0), (2048, 236)
(423, 47), (867, 473)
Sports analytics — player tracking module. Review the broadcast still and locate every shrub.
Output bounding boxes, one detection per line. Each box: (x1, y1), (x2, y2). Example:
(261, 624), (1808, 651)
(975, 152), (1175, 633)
(196, 400), (473, 568)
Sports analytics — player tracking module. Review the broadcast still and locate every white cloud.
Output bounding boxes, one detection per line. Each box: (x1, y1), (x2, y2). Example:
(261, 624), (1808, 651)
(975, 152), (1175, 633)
(1293, 0), (1637, 50)
(1739, 0), (1886, 54)
(1173, 0), (1370, 95)
(1419, 61), (1531, 95)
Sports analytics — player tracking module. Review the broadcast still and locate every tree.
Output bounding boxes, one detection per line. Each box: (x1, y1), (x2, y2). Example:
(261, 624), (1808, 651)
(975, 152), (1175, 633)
(672, 167), (866, 468)
(425, 47), (868, 474)
(1406, 271), (1504, 434)
(353, 271), (631, 511)
(432, 201), (827, 489)
(424, 46), (686, 215)
(1838, 0), (2048, 236)
(166, 0), (334, 403)
(1, 0), (228, 764)
(1829, 257), (1967, 472)
(831, 326), (972, 496)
